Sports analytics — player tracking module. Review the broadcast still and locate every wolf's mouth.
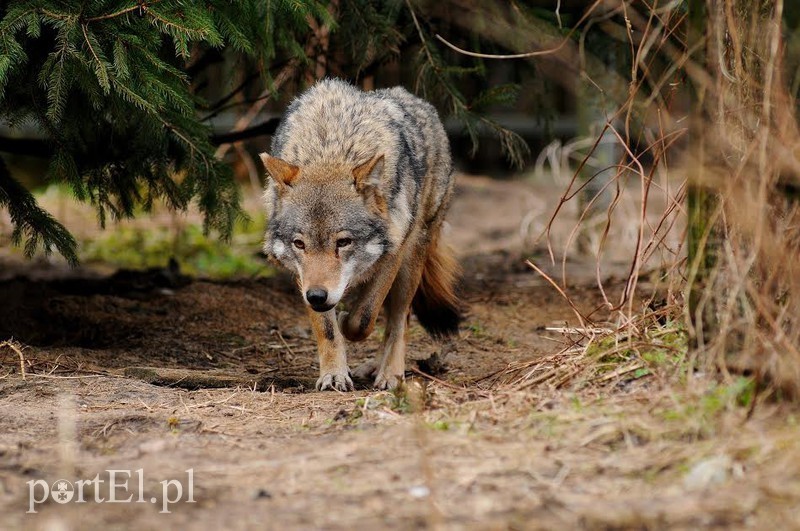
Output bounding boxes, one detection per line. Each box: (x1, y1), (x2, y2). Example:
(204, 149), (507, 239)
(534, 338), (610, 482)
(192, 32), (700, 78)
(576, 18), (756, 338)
(310, 302), (335, 313)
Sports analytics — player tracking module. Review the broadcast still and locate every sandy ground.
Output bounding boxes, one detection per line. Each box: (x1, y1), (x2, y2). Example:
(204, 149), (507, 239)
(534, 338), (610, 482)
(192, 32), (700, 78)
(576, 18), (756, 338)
(1, 175), (798, 529)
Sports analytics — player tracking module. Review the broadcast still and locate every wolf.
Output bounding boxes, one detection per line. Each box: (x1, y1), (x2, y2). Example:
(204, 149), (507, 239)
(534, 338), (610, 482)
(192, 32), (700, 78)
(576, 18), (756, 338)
(260, 78), (461, 391)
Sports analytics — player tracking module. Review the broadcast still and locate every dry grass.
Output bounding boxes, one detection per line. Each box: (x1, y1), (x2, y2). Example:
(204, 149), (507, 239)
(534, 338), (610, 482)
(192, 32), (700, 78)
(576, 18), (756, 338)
(436, 3), (800, 523)
(0, 339), (26, 379)
(5, 365), (800, 529)
(503, 1), (800, 401)
(683, 1), (800, 397)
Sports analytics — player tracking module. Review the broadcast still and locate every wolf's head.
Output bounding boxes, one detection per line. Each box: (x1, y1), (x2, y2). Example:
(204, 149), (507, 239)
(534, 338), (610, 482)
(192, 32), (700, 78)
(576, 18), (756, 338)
(261, 153), (391, 312)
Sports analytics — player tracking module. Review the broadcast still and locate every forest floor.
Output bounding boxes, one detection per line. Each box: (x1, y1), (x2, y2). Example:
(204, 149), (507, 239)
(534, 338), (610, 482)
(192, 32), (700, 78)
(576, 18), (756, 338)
(0, 175), (799, 529)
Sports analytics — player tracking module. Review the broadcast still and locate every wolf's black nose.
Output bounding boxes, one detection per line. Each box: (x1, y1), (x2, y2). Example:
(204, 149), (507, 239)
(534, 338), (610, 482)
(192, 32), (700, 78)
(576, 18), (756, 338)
(306, 288), (328, 307)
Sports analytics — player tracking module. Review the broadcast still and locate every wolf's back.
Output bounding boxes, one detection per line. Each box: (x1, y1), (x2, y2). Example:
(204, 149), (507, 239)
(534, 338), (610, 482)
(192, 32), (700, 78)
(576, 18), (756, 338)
(272, 79), (450, 183)
(272, 79), (401, 168)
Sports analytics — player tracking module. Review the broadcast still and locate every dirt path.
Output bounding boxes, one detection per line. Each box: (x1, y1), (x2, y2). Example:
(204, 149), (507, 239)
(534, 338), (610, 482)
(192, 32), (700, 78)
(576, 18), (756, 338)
(0, 176), (797, 529)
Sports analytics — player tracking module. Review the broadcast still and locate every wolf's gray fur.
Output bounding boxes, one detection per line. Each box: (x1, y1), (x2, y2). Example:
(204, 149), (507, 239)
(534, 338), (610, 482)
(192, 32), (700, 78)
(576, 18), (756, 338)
(266, 78), (453, 251)
(261, 78), (458, 391)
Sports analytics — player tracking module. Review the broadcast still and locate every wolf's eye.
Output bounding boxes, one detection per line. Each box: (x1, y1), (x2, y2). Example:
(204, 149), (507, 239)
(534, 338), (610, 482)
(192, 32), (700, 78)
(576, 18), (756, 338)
(336, 238), (352, 249)
(293, 239), (305, 250)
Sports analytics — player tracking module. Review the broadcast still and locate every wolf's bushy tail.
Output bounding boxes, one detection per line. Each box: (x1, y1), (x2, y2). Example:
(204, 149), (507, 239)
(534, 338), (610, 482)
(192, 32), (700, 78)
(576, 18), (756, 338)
(412, 233), (462, 339)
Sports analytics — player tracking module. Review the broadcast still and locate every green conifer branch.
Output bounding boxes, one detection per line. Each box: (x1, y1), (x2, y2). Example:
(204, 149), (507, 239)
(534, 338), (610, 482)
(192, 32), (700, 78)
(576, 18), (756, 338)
(0, 156), (77, 264)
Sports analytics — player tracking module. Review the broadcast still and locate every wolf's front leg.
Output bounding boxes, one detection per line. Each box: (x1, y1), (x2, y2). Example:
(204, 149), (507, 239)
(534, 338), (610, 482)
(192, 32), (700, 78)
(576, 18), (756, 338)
(338, 252), (404, 342)
(307, 307), (353, 391)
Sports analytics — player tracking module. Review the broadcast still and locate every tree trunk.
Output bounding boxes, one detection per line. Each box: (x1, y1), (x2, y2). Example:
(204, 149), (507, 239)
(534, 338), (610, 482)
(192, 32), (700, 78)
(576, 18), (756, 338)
(686, 0), (718, 344)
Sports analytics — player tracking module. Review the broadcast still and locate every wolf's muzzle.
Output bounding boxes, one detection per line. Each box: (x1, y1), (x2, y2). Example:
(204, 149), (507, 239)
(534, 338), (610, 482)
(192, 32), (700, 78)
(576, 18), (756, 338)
(306, 287), (334, 312)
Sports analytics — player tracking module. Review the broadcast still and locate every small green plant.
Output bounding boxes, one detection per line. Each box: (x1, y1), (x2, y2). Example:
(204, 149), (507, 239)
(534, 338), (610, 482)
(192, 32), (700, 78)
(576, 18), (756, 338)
(703, 377), (756, 412)
(429, 419), (450, 431)
(467, 322), (487, 339)
(570, 395), (583, 411)
(584, 322), (689, 381)
(350, 385), (417, 418)
(389, 384), (413, 414)
(660, 377), (757, 439)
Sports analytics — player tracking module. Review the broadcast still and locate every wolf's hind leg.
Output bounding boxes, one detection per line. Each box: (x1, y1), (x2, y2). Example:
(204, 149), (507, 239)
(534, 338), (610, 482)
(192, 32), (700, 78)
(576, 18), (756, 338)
(374, 243), (428, 390)
(307, 307), (353, 391)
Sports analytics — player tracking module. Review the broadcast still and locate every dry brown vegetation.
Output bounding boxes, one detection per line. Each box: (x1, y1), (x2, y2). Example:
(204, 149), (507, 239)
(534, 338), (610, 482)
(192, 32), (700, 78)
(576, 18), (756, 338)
(518, 0), (800, 401)
(684, 0), (800, 397)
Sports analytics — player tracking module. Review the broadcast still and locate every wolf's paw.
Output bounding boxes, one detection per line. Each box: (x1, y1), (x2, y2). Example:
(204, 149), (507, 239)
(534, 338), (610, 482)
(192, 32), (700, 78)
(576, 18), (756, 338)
(374, 372), (403, 390)
(316, 371), (354, 392)
(352, 359), (379, 380)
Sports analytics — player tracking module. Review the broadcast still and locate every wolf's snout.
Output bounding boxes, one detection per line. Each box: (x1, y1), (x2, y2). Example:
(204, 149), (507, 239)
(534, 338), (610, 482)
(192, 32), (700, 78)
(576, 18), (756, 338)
(306, 287), (332, 311)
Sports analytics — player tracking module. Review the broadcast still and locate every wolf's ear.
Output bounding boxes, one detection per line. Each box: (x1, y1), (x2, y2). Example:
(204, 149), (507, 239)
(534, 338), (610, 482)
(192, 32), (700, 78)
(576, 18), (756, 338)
(260, 153), (300, 188)
(352, 154), (385, 193)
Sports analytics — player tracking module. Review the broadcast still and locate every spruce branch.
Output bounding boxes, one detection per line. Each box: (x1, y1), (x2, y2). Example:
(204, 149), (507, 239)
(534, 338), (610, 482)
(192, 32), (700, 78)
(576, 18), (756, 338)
(81, 23), (110, 93)
(0, 157), (77, 264)
(85, 2), (163, 23)
(0, 1), (281, 261)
